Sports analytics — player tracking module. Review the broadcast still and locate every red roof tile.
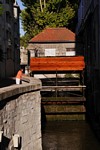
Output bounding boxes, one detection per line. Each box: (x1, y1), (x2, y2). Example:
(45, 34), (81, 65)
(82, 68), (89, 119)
(30, 28), (75, 43)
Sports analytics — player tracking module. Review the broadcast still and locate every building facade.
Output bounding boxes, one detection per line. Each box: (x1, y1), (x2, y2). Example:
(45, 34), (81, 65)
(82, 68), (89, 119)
(0, 0), (20, 79)
(27, 27), (76, 78)
(27, 28), (76, 58)
(76, 0), (100, 138)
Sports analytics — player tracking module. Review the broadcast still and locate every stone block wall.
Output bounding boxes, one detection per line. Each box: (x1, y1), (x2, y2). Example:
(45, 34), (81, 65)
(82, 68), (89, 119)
(0, 77), (42, 150)
(29, 43), (75, 57)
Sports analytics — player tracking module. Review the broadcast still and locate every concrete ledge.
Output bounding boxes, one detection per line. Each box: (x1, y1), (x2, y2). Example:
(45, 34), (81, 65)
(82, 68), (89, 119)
(0, 77), (42, 101)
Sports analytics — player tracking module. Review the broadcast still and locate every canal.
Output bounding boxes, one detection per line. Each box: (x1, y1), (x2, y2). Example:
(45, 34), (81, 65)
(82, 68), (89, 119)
(41, 76), (100, 149)
(42, 120), (100, 150)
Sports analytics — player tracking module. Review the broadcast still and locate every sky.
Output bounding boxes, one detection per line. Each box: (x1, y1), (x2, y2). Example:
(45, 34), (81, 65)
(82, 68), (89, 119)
(17, 0), (25, 36)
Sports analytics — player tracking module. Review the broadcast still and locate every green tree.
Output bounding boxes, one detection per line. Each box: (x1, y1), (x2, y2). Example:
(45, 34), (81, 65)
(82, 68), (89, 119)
(20, 34), (30, 48)
(20, 0), (79, 46)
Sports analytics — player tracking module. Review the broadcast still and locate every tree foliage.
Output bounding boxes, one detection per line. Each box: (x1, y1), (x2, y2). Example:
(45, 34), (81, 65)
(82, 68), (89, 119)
(20, 0), (79, 46)
(20, 34), (30, 48)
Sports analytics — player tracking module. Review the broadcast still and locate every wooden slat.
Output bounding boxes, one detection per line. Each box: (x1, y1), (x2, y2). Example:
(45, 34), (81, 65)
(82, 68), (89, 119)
(41, 85), (86, 91)
(42, 97), (86, 102)
(30, 56), (85, 71)
(30, 56), (84, 61)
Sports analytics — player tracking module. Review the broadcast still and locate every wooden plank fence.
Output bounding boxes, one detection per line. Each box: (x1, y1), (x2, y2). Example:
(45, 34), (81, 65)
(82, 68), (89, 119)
(30, 56), (85, 72)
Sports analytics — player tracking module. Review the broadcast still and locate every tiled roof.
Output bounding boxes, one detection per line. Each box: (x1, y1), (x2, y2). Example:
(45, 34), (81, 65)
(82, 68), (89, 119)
(30, 28), (75, 43)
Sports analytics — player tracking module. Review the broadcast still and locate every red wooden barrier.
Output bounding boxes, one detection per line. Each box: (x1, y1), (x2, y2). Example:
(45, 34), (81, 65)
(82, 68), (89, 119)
(30, 56), (85, 71)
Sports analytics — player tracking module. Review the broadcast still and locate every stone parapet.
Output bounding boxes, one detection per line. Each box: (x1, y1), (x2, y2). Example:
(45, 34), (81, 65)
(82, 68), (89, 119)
(0, 77), (42, 101)
(0, 77), (42, 150)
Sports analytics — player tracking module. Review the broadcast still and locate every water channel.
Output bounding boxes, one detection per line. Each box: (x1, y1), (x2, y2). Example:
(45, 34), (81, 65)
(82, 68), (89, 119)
(42, 120), (100, 150)
(41, 77), (100, 150)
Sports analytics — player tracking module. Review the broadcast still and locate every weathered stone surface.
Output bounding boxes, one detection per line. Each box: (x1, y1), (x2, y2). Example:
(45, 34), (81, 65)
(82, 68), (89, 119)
(0, 77), (42, 150)
(0, 77), (42, 101)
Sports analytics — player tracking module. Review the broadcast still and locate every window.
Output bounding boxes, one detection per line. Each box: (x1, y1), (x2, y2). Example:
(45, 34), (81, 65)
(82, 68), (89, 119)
(66, 48), (75, 56)
(6, 30), (12, 46)
(7, 48), (12, 59)
(6, 11), (11, 24)
(0, 48), (3, 61)
(45, 49), (56, 56)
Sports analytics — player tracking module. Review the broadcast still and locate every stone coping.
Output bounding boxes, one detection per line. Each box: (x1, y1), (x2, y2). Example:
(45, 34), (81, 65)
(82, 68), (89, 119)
(0, 77), (42, 101)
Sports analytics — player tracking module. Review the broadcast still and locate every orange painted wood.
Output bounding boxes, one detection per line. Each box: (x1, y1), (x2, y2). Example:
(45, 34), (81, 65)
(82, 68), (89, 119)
(30, 56), (85, 71)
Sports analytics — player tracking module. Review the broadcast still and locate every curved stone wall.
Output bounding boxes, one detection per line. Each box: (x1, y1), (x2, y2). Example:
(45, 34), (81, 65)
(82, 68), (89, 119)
(0, 77), (42, 150)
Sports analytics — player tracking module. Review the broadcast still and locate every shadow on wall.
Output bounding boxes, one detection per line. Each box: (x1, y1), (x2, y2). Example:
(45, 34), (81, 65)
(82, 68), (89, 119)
(41, 104), (47, 130)
(0, 136), (10, 150)
(0, 135), (22, 150)
(0, 78), (15, 88)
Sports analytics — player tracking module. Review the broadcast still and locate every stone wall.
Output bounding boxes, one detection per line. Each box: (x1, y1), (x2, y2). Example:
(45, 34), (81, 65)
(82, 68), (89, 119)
(28, 43), (75, 57)
(0, 77), (42, 150)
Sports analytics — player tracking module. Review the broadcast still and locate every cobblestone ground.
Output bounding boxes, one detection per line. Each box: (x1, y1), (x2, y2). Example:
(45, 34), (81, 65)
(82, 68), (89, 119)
(42, 121), (100, 150)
